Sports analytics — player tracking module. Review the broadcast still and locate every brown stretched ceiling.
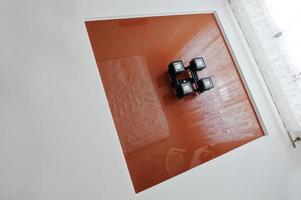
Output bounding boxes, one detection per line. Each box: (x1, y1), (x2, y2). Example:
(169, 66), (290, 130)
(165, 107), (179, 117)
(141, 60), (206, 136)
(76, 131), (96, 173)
(85, 13), (264, 193)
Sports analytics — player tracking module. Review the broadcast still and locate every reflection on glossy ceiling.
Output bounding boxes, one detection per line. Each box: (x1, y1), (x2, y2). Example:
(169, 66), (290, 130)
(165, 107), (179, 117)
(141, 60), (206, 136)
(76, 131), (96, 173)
(85, 13), (264, 193)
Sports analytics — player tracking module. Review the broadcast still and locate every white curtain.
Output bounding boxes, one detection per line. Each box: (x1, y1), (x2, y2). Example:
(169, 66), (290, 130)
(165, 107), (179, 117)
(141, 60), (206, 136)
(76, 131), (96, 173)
(229, 0), (301, 135)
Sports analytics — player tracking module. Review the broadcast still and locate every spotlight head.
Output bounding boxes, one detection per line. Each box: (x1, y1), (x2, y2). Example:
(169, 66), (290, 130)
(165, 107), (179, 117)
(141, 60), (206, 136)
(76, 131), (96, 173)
(198, 77), (214, 92)
(189, 57), (206, 72)
(179, 79), (194, 97)
(168, 60), (185, 75)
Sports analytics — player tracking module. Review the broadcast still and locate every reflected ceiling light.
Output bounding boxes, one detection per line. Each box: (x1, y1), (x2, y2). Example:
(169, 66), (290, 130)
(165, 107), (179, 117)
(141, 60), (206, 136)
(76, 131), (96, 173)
(179, 79), (194, 97)
(168, 57), (214, 99)
(168, 60), (185, 75)
(189, 57), (206, 72)
(198, 77), (214, 92)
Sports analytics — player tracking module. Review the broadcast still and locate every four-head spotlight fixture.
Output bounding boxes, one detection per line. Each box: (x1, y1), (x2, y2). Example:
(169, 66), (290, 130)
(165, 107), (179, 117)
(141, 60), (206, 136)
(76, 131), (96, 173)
(168, 57), (214, 99)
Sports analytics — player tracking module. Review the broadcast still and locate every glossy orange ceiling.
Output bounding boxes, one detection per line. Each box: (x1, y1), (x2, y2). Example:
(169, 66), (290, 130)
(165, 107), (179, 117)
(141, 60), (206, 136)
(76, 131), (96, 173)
(85, 13), (264, 193)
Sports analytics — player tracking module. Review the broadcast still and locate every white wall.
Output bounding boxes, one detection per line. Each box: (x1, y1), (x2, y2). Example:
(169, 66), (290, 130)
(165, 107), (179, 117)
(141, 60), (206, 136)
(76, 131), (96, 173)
(0, 0), (300, 200)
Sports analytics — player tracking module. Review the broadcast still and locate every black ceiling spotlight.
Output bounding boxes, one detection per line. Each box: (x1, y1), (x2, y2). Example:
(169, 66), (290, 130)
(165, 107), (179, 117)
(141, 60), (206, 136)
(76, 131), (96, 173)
(168, 60), (185, 76)
(198, 77), (214, 93)
(167, 57), (214, 99)
(189, 57), (206, 72)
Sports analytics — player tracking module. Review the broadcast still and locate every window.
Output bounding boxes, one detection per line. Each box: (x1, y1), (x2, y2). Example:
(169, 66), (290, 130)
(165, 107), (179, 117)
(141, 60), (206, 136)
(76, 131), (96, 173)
(229, 0), (301, 140)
